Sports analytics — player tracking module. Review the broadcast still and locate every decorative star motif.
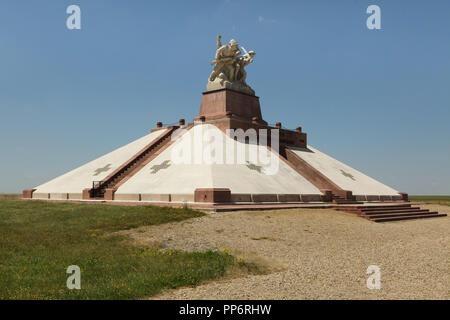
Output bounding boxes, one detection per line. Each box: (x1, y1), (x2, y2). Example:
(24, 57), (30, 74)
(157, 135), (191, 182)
(246, 161), (263, 173)
(93, 164), (112, 176)
(340, 169), (355, 181)
(150, 160), (171, 174)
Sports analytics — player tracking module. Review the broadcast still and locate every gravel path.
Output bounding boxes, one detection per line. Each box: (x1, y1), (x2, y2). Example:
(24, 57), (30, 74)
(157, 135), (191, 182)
(122, 205), (449, 299)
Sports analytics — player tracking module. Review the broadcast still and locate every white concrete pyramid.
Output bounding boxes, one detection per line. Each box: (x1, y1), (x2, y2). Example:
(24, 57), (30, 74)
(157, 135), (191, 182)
(30, 123), (400, 203)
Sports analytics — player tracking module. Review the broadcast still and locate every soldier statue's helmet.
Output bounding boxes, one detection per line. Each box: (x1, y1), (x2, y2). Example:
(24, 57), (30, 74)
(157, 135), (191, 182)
(229, 39), (238, 46)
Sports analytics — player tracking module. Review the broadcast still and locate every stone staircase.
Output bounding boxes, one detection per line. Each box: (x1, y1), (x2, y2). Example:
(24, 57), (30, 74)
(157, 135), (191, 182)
(86, 125), (183, 199)
(334, 203), (447, 222)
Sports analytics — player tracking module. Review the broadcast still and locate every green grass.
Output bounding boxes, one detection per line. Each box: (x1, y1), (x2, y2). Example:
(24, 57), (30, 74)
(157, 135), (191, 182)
(0, 200), (241, 299)
(409, 195), (450, 206)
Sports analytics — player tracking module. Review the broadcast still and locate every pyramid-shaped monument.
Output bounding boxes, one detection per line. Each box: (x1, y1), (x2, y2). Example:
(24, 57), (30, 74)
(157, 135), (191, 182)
(25, 35), (447, 222)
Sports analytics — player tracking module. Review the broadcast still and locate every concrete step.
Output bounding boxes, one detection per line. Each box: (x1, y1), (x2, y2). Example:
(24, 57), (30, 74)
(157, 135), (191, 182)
(372, 213), (446, 223)
(334, 207), (360, 211)
(362, 208), (428, 215)
(363, 210), (434, 218)
(336, 204), (412, 211)
(332, 200), (362, 204)
(356, 204), (412, 210)
(361, 206), (419, 212)
(334, 203), (446, 223)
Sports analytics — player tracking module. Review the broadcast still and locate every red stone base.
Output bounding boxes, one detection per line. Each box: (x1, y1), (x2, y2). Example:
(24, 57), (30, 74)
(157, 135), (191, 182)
(104, 189), (116, 201)
(21, 198), (417, 214)
(82, 188), (91, 200)
(22, 189), (36, 199)
(197, 89), (265, 123)
(193, 89), (307, 149)
(194, 188), (231, 203)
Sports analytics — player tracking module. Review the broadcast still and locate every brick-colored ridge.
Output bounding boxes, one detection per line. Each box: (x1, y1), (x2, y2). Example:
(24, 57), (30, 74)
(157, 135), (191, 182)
(113, 123), (194, 190)
(282, 147), (353, 200)
(85, 125), (192, 199)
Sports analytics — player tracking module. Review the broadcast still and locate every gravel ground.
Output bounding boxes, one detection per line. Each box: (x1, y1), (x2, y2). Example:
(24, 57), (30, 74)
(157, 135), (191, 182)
(122, 204), (449, 299)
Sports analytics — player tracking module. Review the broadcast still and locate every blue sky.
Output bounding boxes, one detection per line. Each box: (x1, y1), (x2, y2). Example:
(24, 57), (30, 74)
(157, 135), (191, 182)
(0, 0), (449, 194)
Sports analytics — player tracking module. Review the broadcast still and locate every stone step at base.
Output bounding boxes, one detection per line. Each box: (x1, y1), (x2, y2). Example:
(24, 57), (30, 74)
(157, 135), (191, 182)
(336, 204), (413, 211)
(362, 209), (429, 215)
(372, 213), (446, 223)
(356, 204), (413, 209)
(334, 203), (447, 222)
(363, 210), (434, 218)
(333, 201), (362, 204)
(361, 206), (419, 212)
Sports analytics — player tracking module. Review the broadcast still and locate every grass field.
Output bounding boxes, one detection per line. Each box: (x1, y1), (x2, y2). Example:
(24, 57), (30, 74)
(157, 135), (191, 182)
(409, 195), (450, 206)
(0, 200), (247, 300)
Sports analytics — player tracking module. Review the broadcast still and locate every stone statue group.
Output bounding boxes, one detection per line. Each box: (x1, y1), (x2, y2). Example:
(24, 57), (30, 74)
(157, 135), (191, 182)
(207, 35), (256, 95)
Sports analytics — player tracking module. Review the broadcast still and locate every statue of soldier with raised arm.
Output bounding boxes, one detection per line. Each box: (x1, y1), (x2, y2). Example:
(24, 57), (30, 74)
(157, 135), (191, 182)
(209, 36), (241, 82)
(207, 35), (256, 95)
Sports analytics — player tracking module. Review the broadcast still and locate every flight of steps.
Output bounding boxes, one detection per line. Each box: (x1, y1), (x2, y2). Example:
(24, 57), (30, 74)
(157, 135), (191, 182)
(90, 126), (179, 198)
(334, 203), (447, 222)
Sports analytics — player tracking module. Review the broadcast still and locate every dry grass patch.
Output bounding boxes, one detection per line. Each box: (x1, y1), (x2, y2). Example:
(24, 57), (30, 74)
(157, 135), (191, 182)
(131, 207), (450, 299)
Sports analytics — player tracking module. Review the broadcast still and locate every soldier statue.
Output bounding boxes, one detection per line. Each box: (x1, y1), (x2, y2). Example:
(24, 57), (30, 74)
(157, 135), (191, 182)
(207, 35), (256, 95)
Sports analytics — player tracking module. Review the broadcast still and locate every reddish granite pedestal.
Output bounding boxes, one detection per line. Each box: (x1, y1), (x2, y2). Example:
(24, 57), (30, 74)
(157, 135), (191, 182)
(197, 89), (265, 123)
(195, 89), (307, 149)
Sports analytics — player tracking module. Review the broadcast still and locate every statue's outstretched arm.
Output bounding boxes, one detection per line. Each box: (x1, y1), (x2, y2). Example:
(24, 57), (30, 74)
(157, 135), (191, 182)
(217, 35), (222, 49)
